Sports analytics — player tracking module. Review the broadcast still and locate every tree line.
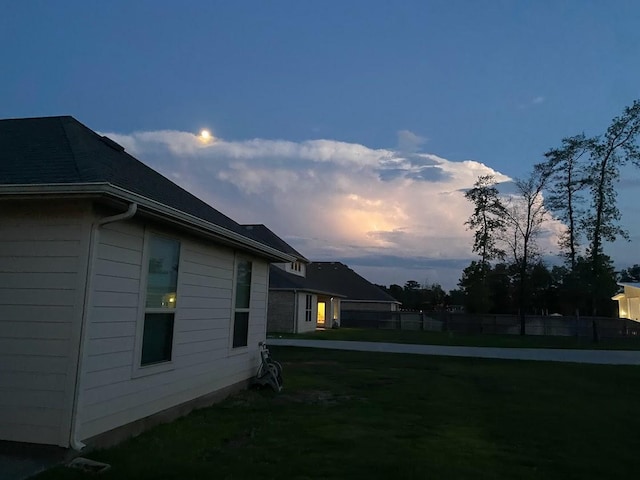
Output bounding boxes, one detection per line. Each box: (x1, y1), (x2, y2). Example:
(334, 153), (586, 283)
(458, 99), (640, 331)
(378, 100), (640, 330)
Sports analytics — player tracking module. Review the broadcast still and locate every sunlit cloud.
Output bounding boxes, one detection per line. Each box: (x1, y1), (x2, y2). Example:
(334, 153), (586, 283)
(100, 128), (560, 288)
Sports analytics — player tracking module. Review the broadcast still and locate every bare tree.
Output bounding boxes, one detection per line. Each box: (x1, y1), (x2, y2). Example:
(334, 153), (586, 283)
(501, 169), (549, 334)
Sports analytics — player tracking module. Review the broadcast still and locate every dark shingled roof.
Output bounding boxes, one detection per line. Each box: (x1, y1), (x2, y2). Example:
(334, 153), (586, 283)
(306, 262), (399, 303)
(242, 225), (308, 262)
(269, 266), (343, 297)
(0, 115), (257, 240)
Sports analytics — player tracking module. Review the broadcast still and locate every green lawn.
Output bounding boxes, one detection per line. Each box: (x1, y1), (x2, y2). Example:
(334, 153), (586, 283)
(35, 347), (640, 479)
(272, 327), (640, 350)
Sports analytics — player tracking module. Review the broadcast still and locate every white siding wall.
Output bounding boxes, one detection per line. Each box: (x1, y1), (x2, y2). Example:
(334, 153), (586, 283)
(78, 222), (269, 441)
(622, 286), (640, 321)
(279, 261), (305, 277)
(0, 201), (91, 446)
(295, 292), (317, 333)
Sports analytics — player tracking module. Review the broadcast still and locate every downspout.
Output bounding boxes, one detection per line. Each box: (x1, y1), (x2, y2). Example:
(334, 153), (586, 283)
(69, 203), (138, 451)
(293, 290), (298, 334)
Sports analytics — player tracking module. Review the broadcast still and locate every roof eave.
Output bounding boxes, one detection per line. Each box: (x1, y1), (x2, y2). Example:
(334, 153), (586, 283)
(342, 299), (402, 304)
(269, 287), (346, 298)
(0, 182), (296, 263)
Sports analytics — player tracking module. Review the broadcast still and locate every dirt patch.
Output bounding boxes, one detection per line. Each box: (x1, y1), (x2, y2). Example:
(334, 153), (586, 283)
(275, 389), (354, 406)
(290, 361), (340, 366)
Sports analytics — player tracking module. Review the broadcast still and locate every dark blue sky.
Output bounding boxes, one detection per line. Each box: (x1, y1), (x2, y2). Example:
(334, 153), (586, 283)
(3, 0), (640, 287)
(4, 1), (639, 176)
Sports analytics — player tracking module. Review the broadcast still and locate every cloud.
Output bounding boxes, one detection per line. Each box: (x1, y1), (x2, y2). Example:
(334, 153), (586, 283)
(397, 129), (427, 152)
(517, 95), (546, 109)
(101, 128), (558, 289)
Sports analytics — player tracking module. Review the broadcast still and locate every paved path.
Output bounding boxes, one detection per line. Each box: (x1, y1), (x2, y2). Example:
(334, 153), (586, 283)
(267, 338), (640, 365)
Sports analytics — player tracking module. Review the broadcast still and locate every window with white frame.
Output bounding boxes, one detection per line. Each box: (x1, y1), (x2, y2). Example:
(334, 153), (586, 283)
(305, 294), (312, 322)
(232, 258), (252, 348)
(141, 235), (180, 366)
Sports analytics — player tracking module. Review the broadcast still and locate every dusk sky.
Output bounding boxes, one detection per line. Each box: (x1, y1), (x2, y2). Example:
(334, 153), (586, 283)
(3, 1), (640, 289)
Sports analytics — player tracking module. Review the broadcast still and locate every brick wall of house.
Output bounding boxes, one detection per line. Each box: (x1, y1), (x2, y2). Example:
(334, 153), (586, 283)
(267, 291), (295, 333)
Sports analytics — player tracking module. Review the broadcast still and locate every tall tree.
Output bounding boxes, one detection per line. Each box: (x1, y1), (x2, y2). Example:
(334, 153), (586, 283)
(539, 134), (593, 270)
(464, 175), (507, 267)
(584, 100), (640, 313)
(502, 169), (549, 334)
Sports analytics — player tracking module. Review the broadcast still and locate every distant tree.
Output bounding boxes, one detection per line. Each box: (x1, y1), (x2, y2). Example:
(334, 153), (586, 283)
(584, 100), (640, 313)
(528, 261), (554, 315)
(458, 261), (493, 313)
(539, 134), (593, 270)
(387, 284), (404, 304)
(619, 265), (640, 283)
(486, 262), (515, 314)
(446, 288), (466, 310)
(404, 280), (421, 291)
(572, 255), (618, 316)
(402, 280), (422, 310)
(464, 175), (507, 267)
(422, 283), (447, 311)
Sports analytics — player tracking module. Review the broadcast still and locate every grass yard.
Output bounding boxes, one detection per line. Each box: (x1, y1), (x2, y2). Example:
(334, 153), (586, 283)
(35, 347), (640, 480)
(274, 327), (640, 350)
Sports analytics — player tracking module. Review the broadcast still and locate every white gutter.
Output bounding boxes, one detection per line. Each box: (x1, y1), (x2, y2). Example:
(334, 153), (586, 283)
(69, 203), (138, 450)
(293, 290), (299, 334)
(343, 299), (402, 304)
(0, 183), (295, 263)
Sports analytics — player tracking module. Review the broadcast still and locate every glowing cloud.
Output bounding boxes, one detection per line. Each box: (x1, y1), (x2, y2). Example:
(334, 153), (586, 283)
(100, 128), (554, 288)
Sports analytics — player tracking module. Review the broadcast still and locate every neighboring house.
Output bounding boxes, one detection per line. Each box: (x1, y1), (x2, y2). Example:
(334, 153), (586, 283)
(0, 116), (295, 448)
(306, 262), (401, 313)
(612, 283), (640, 321)
(243, 225), (343, 333)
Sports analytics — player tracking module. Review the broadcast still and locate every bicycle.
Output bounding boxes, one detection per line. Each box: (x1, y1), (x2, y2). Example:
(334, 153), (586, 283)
(255, 341), (283, 392)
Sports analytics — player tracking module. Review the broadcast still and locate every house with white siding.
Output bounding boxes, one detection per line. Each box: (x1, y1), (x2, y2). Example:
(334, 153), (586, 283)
(0, 116), (295, 448)
(612, 283), (640, 321)
(242, 225), (344, 333)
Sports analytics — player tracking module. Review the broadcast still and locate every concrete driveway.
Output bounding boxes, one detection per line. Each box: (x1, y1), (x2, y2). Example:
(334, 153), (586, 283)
(267, 338), (640, 365)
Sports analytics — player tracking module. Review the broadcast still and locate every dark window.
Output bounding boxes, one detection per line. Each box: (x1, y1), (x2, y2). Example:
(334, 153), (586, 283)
(232, 312), (249, 348)
(305, 294), (312, 322)
(141, 313), (175, 365)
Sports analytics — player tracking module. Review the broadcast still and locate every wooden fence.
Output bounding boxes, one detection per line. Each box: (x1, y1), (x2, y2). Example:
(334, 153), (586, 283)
(340, 310), (640, 339)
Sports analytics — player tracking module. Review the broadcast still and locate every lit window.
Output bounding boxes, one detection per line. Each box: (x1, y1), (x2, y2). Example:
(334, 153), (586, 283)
(141, 236), (180, 366)
(317, 302), (326, 325)
(232, 259), (252, 348)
